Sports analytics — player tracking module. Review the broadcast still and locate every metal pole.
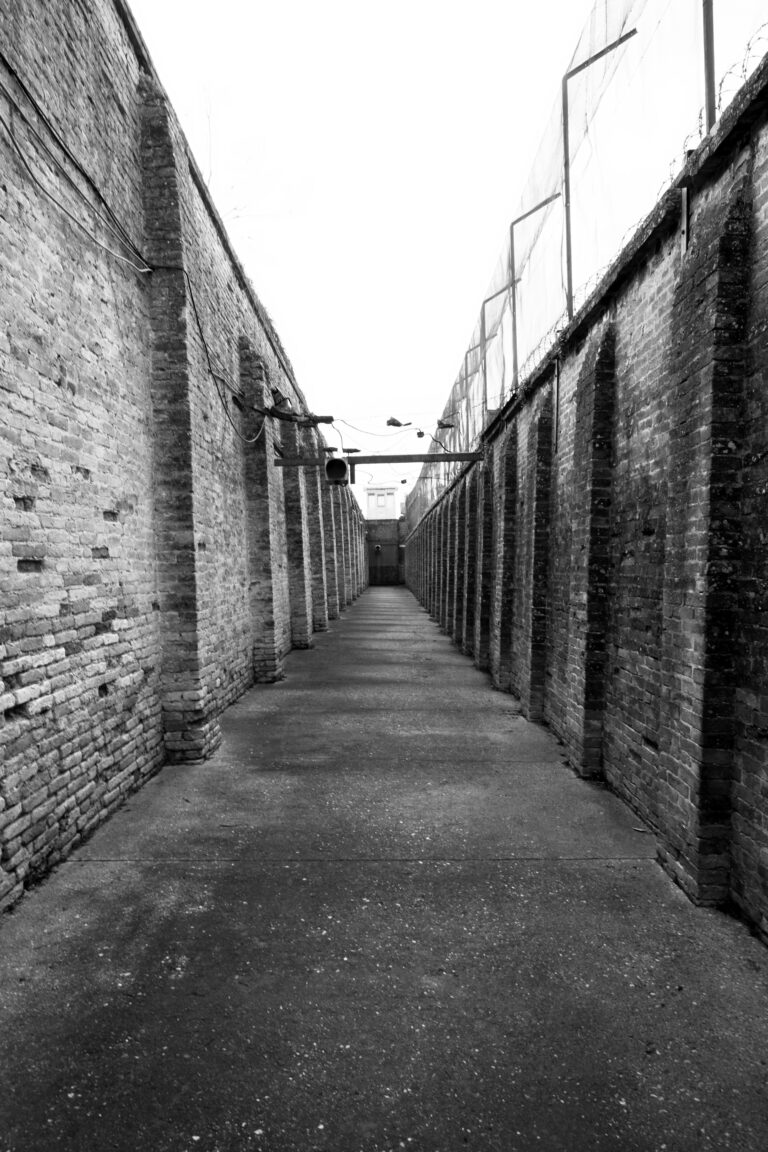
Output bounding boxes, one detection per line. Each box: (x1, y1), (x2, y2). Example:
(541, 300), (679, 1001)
(480, 303), (488, 418)
(508, 192), (560, 391)
(562, 75), (574, 321)
(703, 0), (716, 131)
(510, 222), (519, 392)
(562, 28), (638, 323)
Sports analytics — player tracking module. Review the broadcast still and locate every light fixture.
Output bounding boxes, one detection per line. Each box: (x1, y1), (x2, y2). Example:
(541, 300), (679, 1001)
(271, 388), (292, 410)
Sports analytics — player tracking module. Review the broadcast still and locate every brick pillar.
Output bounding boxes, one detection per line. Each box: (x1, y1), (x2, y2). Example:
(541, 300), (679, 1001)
(332, 488), (344, 608)
(462, 471), (479, 656)
(431, 510), (440, 617)
(435, 506), (443, 619)
(522, 395), (553, 720)
(444, 491), (457, 637)
(414, 529), (420, 597)
(320, 477), (340, 620)
(425, 513), (435, 615)
(423, 515), (431, 612)
(411, 527), (421, 602)
(359, 515), (367, 592)
(349, 503), (358, 598)
(303, 431), (329, 632)
(239, 340), (287, 682)
(489, 427), (518, 691)
(453, 480), (467, 648)
(473, 465), (494, 671)
(656, 172), (751, 906)
(353, 507), (364, 595)
(345, 495), (355, 602)
(431, 505), (443, 621)
(140, 77), (220, 762)
(565, 326), (616, 775)
(337, 487), (352, 607)
(439, 500), (451, 629)
(282, 423), (314, 648)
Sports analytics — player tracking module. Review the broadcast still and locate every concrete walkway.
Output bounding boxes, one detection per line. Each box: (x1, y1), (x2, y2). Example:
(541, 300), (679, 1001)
(1, 586), (768, 1152)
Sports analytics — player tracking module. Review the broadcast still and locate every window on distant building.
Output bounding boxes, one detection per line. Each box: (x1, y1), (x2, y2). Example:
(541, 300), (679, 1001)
(377, 494), (386, 506)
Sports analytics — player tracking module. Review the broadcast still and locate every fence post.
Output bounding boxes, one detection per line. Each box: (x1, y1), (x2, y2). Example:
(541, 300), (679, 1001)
(703, 0), (716, 130)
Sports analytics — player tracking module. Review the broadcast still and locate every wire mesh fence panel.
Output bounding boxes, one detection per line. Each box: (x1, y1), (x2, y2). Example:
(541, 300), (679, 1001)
(406, 0), (768, 529)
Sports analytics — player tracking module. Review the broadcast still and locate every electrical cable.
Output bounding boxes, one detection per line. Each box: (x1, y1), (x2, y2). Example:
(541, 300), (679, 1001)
(0, 109), (151, 274)
(335, 418), (409, 438)
(0, 46), (146, 264)
(180, 267), (265, 445)
(0, 89), (266, 445)
(328, 421), (346, 456)
(0, 77), (150, 269)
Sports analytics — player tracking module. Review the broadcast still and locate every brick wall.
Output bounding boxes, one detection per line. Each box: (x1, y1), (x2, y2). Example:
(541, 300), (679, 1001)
(733, 125), (768, 934)
(1, 0), (162, 909)
(0, 0), (363, 911)
(405, 55), (768, 941)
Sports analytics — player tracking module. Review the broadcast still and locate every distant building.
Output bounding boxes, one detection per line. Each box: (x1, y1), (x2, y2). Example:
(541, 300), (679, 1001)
(365, 485), (400, 520)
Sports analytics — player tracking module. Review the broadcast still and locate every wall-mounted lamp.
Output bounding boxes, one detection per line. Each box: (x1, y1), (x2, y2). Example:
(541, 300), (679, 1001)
(271, 389), (292, 410)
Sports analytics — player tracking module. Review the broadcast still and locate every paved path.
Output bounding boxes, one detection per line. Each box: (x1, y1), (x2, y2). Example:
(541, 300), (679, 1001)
(1, 586), (768, 1151)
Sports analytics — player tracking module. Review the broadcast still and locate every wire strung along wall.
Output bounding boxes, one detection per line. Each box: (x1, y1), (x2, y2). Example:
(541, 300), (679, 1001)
(407, 0), (768, 527)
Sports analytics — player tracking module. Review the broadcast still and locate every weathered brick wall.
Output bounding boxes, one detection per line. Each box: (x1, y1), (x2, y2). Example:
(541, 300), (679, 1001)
(733, 125), (768, 932)
(488, 426), (517, 692)
(1, 0), (361, 911)
(0, 0), (162, 909)
(473, 465), (493, 671)
(405, 56), (768, 940)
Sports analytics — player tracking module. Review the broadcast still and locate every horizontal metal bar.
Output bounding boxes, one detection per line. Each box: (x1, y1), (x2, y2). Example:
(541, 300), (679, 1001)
(510, 191), (562, 229)
(273, 457), (330, 466)
(347, 454), (484, 464)
(253, 406), (334, 424)
(565, 28), (637, 81)
(273, 453), (484, 467)
(483, 281), (514, 307)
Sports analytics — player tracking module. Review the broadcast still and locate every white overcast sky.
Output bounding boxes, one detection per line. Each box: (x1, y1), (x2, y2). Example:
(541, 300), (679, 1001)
(126, 0), (591, 489)
(126, 0), (766, 494)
